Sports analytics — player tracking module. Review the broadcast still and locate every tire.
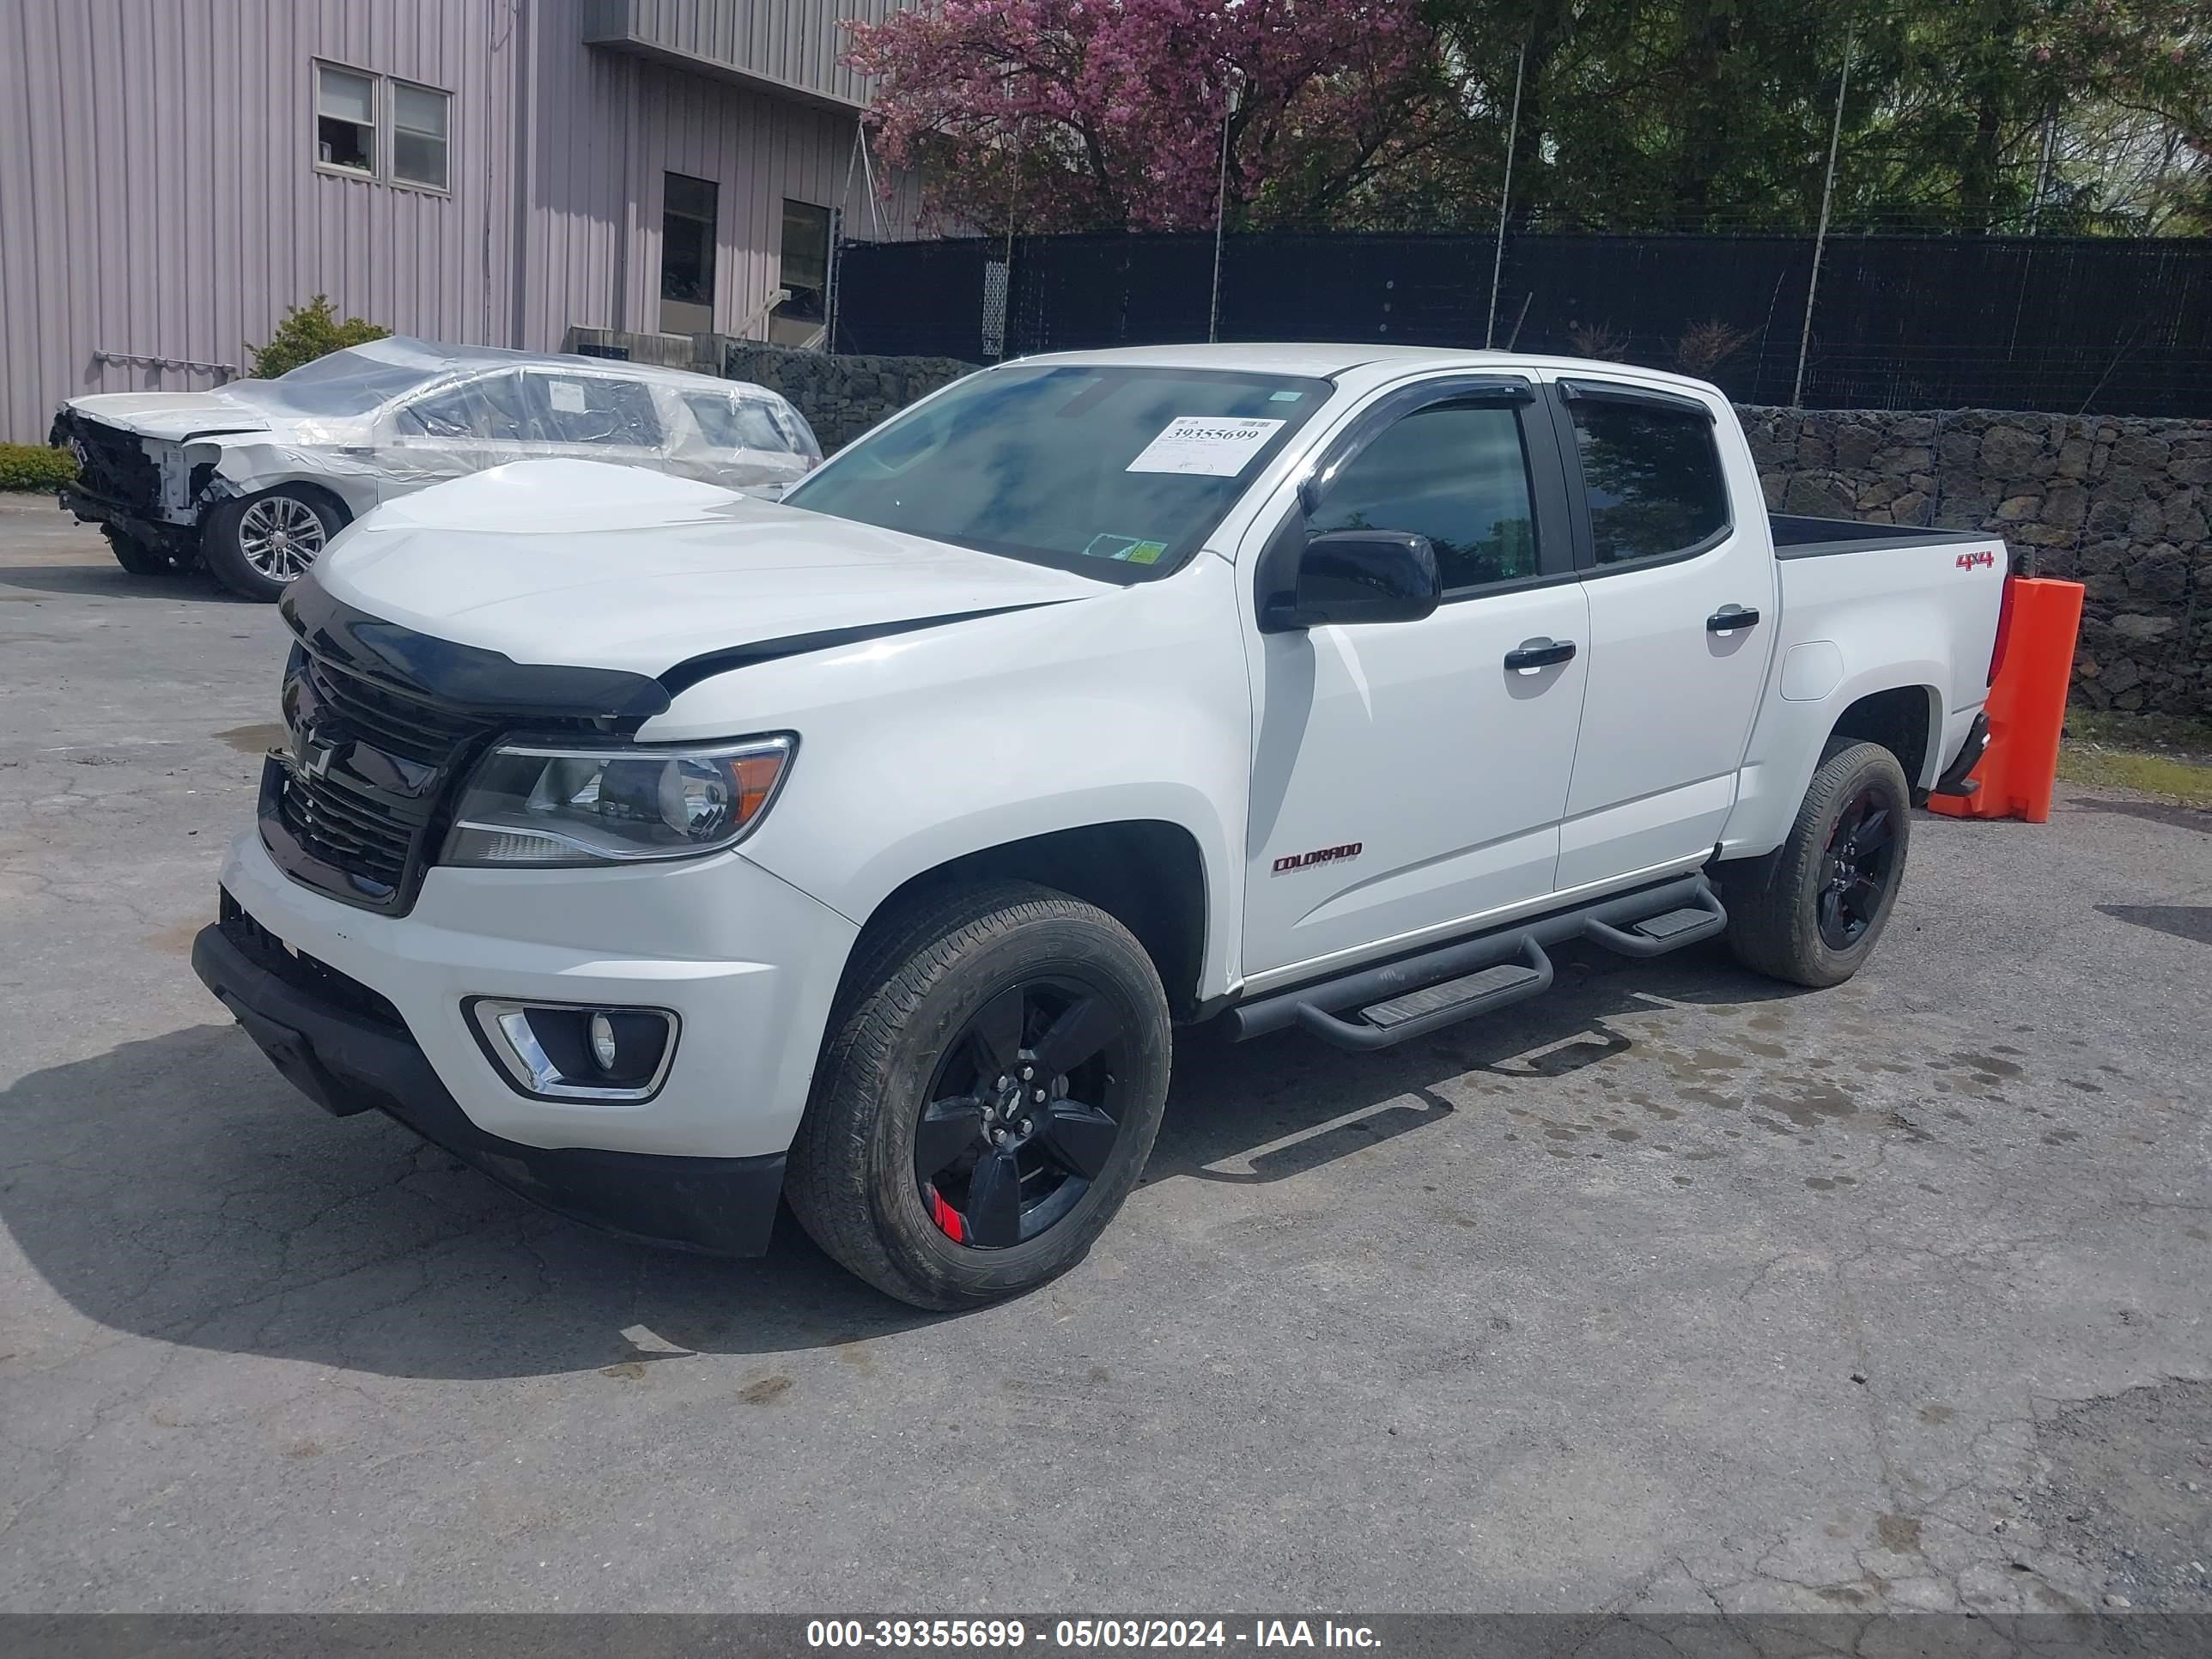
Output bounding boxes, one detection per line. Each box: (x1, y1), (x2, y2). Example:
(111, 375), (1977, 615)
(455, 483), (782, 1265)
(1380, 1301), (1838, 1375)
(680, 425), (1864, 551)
(201, 487), (342, 601)
(787, 879), (1172, 1310)
(102, 525), (174, 576)
(1721, 737), (1912, 989)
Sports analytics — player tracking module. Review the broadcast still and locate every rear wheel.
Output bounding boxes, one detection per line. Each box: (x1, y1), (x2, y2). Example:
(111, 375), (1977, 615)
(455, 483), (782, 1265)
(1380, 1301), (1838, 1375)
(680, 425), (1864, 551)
(1721, 737), (1911, 988)
(787, 881), (1171, 1310)
(202, 488), (341, 601)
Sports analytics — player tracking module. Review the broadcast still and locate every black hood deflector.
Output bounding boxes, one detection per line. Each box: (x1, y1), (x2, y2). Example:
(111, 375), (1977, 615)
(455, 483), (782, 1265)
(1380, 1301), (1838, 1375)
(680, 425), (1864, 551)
(286, 580), (1078, 717)
(283, 580), (673, 720)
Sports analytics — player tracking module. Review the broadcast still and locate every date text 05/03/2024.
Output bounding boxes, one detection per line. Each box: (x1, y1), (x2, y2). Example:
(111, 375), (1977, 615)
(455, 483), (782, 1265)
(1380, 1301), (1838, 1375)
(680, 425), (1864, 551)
(805, 1620), (1382, 1649)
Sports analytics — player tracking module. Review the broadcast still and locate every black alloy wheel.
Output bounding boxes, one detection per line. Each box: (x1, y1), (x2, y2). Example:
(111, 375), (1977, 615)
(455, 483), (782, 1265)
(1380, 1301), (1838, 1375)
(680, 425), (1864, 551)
(787, 879), (1172, 1309)
(1817, 787), (1899, 951)
(1718, 737), (1913, 989)
(914, 976), (1130, 1249)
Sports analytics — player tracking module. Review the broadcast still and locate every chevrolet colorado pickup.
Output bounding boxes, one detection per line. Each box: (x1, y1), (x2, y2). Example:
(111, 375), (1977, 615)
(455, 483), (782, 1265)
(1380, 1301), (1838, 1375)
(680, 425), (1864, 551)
(191, 345), (2009, 1310)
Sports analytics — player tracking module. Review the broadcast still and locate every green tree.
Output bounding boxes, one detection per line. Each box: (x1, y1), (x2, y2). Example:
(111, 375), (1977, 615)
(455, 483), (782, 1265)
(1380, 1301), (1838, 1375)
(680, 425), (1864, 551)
(246, 295), (389, 380)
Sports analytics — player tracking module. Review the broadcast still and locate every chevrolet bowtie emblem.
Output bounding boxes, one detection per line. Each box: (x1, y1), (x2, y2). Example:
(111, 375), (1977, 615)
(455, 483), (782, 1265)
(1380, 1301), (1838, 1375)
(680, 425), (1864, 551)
(296, 732), (338, 779)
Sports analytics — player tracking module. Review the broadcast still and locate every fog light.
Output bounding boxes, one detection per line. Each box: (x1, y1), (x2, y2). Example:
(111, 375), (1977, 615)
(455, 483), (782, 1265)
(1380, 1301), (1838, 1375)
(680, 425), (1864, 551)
(466, 999), (679, 1101)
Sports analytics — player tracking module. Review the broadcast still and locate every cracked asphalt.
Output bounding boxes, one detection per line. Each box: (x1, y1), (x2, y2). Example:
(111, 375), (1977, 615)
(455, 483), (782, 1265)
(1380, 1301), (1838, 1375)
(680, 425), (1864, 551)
(2, 495), (2209, 1615)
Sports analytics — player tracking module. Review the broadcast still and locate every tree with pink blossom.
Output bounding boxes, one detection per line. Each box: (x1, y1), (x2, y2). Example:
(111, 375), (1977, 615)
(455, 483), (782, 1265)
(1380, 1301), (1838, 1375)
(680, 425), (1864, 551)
(841, 0), (1443, 234)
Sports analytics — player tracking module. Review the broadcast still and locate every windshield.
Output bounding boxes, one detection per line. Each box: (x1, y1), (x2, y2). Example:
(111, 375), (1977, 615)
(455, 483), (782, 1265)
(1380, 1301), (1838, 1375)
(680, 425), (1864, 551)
(228, 345), (445, 416)
(785, 365), (1329, 578)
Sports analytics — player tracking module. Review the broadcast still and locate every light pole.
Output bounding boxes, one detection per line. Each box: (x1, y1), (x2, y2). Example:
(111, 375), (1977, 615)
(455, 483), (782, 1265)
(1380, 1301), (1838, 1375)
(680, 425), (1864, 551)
(1208, 67), (1245, 344)
(1793, 30), (1855, 409)
(1486, 44), (1527, 349)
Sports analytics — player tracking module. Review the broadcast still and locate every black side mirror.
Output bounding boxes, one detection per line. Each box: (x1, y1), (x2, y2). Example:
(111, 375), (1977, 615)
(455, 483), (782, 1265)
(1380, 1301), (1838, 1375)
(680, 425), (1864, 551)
(1262, 529), (1441, 631)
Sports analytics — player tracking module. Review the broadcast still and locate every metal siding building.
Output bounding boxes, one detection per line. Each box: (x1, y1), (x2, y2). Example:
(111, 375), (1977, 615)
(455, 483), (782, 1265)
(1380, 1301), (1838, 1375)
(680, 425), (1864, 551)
(0, 0), (917, 443)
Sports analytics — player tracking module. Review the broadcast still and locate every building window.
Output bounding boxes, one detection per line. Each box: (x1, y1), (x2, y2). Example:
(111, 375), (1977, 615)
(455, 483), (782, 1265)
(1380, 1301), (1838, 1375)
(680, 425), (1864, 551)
(392, 82), (452, 191)
(316, 64), (376, 175)
(778, 200), (832, 322)
(660, 173), (719, 334)
(314, 63), (452, 192)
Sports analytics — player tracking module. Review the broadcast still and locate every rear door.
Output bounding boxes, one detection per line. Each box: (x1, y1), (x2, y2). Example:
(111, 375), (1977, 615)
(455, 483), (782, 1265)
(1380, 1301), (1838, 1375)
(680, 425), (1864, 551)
(1547, 378), (1778, 889)
(518, 369), (669, 470)
(1240, 376), (1589, 983)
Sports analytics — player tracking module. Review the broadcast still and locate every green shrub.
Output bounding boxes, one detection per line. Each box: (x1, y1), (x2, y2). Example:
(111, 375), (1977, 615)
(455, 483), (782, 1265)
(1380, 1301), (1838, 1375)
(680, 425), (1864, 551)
(246, 295), (390, 380)
(0, 442), (77, 491)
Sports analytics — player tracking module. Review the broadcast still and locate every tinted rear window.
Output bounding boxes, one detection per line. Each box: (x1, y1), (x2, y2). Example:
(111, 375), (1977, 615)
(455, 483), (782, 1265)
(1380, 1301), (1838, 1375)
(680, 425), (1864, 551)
(1569, 399), (1729, 564)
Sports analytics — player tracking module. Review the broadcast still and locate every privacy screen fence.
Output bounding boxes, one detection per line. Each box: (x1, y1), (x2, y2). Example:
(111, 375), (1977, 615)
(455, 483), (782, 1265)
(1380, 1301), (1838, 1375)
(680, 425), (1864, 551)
(830, 231), (2212, 416)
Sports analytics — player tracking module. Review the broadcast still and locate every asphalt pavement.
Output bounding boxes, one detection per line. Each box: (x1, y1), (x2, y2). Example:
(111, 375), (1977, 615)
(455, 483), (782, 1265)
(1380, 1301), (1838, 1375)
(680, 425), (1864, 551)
(2, 495), (2207, 1614)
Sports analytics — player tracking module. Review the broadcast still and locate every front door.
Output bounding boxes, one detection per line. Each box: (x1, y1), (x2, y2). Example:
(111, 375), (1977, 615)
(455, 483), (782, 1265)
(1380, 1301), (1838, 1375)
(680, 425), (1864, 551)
(1547, 378), (1779, 889)
(1242, 383), (1589, 983)
(383, 370), (532, 498)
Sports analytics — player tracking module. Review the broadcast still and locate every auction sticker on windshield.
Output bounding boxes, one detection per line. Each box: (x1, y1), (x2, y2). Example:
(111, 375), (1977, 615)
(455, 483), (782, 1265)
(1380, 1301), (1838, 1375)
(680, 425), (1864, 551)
(1126, 416), (1285, 476)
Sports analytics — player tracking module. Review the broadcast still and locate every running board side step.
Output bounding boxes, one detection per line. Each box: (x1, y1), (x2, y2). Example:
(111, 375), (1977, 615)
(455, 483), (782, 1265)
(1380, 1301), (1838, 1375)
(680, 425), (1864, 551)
(1229, 875), (1729, 1053)
(1297, 938), (1554, 1052)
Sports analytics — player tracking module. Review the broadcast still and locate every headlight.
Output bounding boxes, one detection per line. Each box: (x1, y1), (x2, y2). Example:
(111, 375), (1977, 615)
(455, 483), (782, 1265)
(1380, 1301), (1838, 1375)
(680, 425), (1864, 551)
(441, 735), (794, 867)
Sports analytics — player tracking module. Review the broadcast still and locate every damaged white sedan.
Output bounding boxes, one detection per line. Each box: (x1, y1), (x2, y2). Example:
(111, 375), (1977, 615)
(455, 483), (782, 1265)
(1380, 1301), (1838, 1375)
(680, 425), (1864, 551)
(50, 338), (822, 600)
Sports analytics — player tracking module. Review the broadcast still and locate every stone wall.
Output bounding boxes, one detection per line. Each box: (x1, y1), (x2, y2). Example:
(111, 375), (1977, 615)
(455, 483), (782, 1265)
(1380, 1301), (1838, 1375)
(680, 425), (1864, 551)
(723, 343), (975, 453)
(1743, 408), (2209, 716)
(720, 342), (2209, 717)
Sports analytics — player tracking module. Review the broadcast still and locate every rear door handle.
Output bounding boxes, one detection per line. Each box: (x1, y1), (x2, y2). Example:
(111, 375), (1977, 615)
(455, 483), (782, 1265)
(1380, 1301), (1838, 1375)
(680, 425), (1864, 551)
(1504, 636), (1577, 672)
(1706, 605), (1761, 634)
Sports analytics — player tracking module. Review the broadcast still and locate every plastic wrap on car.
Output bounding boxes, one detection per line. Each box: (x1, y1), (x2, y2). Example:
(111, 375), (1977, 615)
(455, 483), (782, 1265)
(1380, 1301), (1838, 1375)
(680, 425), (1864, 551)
(61, 335), (822, 508)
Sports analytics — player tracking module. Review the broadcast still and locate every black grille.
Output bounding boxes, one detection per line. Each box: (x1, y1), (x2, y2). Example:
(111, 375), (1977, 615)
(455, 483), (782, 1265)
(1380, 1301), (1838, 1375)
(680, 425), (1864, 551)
(267, 655), (506, 909)
(304, 656), (487, 767)
(218, 888), (407, 1030)
(276, 765), (422, 892)
(54, 413), (161, 513)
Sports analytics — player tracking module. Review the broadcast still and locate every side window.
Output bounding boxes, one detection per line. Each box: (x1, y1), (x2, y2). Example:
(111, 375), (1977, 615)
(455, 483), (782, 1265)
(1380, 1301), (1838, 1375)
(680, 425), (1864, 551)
(1309, 401), (1538, 592)
(524, 374), (664, 447)
(395, 373), (526, 441)
(1567, 398), (1729, 565)
(682, 392), (791, 453)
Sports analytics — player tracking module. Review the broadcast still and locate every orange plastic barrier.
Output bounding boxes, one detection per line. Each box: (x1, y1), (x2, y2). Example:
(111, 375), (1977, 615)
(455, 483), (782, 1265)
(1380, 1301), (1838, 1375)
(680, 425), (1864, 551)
(1928, 575), (2085, 823)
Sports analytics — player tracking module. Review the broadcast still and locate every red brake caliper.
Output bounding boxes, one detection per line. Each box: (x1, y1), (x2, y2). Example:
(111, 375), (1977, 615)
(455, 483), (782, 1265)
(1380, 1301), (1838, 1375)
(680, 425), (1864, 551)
(928, 1187), (966, 1243)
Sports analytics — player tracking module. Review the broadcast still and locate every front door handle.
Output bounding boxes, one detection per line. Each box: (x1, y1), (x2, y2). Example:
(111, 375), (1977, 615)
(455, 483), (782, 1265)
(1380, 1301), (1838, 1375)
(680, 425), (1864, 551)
(1504, 636), (1577, 673)
(1707, 605), (1762, 635)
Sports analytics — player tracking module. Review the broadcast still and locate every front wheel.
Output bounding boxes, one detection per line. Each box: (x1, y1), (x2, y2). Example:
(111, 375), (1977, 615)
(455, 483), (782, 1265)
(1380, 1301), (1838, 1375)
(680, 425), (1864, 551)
(102, 525), (176, 576)
(1721, 737), (1911, 988)
(201, 488), (341, 601)
(787, 881), (1171, 1310)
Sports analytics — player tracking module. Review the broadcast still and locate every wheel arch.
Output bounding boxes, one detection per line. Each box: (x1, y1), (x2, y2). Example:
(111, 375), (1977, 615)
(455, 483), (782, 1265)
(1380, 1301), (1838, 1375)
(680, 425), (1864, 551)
(842, 820), (1212, 1022)
(1826, 682), (1939, 793)
(223, 477), (356, 528)
(1723, 664), (1948, 858)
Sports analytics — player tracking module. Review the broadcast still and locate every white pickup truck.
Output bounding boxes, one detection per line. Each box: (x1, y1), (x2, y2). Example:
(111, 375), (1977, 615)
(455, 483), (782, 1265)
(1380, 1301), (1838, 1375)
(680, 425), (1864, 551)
(192, 345), (2010, 1309)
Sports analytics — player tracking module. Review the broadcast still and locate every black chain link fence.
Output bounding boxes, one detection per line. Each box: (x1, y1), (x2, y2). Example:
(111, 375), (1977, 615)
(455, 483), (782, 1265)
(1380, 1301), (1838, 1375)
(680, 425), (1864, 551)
(831, 231), (2212, 416)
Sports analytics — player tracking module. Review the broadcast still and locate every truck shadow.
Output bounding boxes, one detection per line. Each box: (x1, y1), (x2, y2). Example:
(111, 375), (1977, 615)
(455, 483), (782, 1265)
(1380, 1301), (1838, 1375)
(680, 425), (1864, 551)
(1151, 939), (1809, 1187)
(0, 942), (1805, 1381)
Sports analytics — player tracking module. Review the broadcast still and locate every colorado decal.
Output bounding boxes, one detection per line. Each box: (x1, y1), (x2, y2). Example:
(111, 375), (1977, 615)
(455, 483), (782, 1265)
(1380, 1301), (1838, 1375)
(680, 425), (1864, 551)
(1273, 842), (1363, 874)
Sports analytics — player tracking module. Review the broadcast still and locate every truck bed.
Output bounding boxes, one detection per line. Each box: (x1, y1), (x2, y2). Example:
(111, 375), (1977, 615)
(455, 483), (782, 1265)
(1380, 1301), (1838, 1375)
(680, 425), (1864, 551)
(1769, 514), (1999, 559)
(1720, 512), (2008, 858)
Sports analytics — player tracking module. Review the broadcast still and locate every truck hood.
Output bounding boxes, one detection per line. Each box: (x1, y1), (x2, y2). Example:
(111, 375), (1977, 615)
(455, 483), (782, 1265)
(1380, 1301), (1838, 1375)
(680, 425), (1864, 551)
(62, 388), (279, 441)
(313, 459), (1103, 678)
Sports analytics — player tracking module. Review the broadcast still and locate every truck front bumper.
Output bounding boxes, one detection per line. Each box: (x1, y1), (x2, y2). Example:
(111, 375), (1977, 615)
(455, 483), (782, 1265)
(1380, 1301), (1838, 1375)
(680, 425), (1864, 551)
(191, 914), (786, 1255)
(193, 828), (861, 1253)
